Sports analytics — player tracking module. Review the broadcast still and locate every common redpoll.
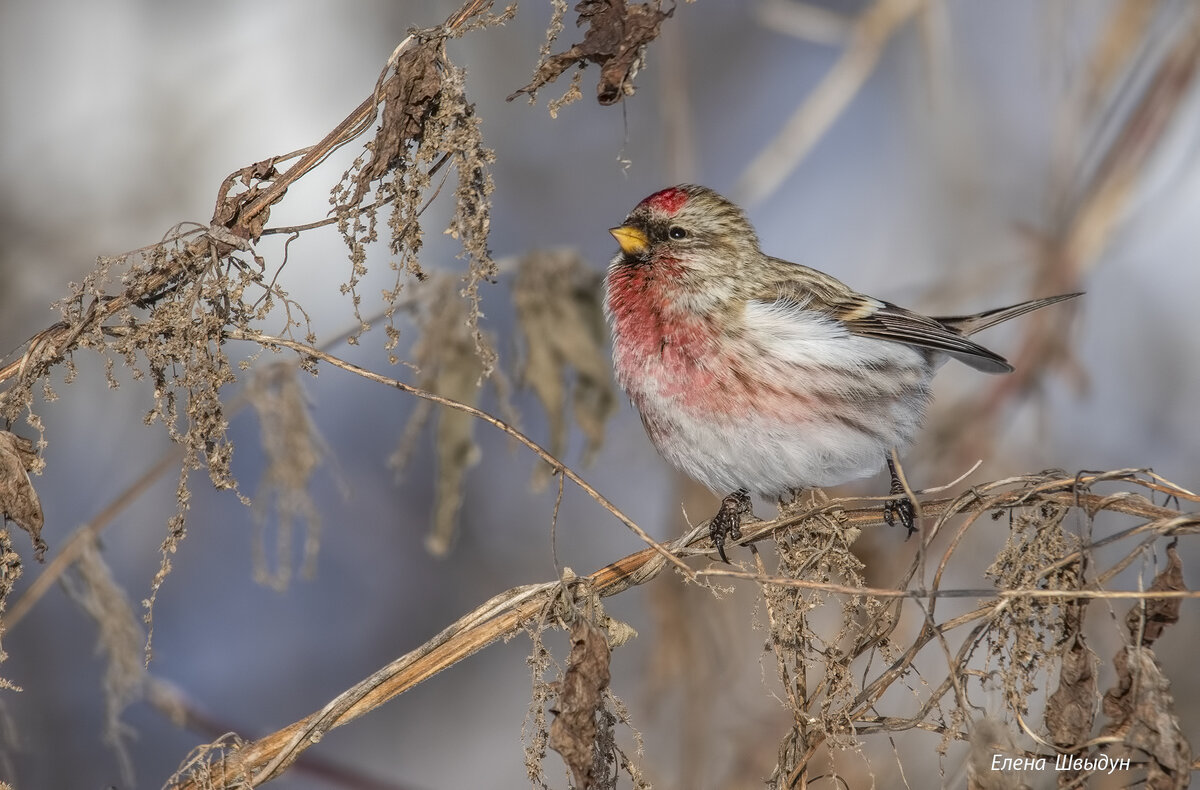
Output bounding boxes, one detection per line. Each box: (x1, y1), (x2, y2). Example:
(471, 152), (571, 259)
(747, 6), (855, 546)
(604, 184), (1080, 561)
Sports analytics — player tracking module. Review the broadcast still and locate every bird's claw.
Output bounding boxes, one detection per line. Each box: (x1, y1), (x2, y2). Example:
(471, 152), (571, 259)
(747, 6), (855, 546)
(884, 456), (918, 537)
(883, 494), (916, 537)
(710, 488), (751, 563)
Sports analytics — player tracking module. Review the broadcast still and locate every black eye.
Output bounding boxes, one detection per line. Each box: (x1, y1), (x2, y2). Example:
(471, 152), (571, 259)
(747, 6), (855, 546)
(667, 226), (688, 240)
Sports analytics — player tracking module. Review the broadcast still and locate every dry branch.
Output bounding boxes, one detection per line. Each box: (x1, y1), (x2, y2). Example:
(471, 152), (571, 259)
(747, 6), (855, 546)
(735, 0), (923, 206)
(163, 468), (1198, 788)
(0, 2), (486, 392)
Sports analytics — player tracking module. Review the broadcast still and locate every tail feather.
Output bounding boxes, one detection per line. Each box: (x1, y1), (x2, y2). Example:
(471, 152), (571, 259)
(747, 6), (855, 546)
(936, 292), (1082, 337)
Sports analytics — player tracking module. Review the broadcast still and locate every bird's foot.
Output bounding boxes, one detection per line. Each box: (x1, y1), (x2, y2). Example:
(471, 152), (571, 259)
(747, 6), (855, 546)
(710, 488), (752, 563)
(884, 457), (917, 537)
(883, 494), (916, 537)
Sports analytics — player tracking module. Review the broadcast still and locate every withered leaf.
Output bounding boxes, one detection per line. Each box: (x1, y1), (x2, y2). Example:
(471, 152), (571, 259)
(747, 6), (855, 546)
(509, 0), (673, 105)
(1046, 593), (1097, 753)
(387, 276), (485, 556)
(363, 41), (444, 188)
(513, 251), (616, 491)
(1125, 543), (1184, 646)
(1045, 632), (1097, 750)
(549, 620), (611, 790)
(1100, 548), (1192, 789)
(212, 158), (282, 243)
(0, 431), (46, 560)
(1101, 648), (1191, 789)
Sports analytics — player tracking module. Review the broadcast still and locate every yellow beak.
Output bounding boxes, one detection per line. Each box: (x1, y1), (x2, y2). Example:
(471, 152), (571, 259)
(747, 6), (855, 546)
(609, 225), (650, 256)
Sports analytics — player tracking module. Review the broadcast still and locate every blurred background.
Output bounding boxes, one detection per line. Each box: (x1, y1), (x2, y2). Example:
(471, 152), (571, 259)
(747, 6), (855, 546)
(1, 0), (1198, 788)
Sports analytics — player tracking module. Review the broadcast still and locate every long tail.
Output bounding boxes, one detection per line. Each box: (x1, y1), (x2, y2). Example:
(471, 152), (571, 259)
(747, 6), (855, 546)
(936, 292), (1083, 336)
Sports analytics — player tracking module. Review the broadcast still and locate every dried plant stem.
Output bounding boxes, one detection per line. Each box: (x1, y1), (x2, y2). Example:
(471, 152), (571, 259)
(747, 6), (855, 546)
(0, 0), (497, 394)
(165, 469), (1197, 788)
(6, 446), (182, 630)
(228, 329), (697, 580)
(735, 0), (923, 206)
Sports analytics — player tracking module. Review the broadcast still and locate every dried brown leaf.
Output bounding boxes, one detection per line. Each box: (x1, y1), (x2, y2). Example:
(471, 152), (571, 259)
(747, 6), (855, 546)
(62, 534), (147, 785)
(549, 619), (612, 790)
(388, 276), (487, 556)
(247, 363), (327, 590)
(1126, 543), (1184, 646)
(0, 430), (46, 561)
(212, 158), (283, 242)
(509, 0), (673, 105)
(1101, 647), (1191, 790)
(513, 251), (615, 490)
(1100, 546), (1191, 789)
(359, 41), (445, 198)
(1045, 606), (1097, 782)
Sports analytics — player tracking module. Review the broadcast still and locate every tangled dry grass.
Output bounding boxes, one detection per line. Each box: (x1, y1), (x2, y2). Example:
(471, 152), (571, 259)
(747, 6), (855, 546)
(1, 1), (1198, 788)
(144, 469), (1200, 789)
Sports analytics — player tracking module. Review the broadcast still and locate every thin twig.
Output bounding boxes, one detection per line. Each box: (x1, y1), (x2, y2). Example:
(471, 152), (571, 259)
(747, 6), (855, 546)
(736, 0), (923, 205)
(164, 469), (1195, 788)
(0, 0), (492, 394)
(227, 329), (698, 580)
(6, 447), (182, 630)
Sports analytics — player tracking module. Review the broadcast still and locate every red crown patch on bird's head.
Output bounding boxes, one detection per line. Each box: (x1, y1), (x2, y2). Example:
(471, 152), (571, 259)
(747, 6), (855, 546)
(640, 186), (690, 216)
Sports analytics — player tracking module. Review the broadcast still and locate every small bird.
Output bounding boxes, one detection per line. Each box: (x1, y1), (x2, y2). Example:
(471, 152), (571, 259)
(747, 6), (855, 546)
(604, 184), (1080, 561)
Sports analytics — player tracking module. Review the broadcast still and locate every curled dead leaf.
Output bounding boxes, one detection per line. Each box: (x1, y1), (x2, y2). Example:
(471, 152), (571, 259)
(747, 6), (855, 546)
(509, 0), (673, 106)
(388, 276), (489, 556)
(1100, 546), (1191, 789)
(1045, 590), (1098, 755)
(549, 619), (612, 789)
(1046, 632), (1097, 757)
(361, 41), (445, 191)
(513, 251), (615, 490)
(1101, 647), (1191, 789)
(0, 431), (46, 561)
(212, 157), (283, 243)
(1125, 543), (1184, 646)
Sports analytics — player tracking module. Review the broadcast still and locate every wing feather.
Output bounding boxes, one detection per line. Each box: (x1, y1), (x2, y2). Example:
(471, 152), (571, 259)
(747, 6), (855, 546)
(753, 258), (1013, 373)
(843, 307), (1011, 373)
